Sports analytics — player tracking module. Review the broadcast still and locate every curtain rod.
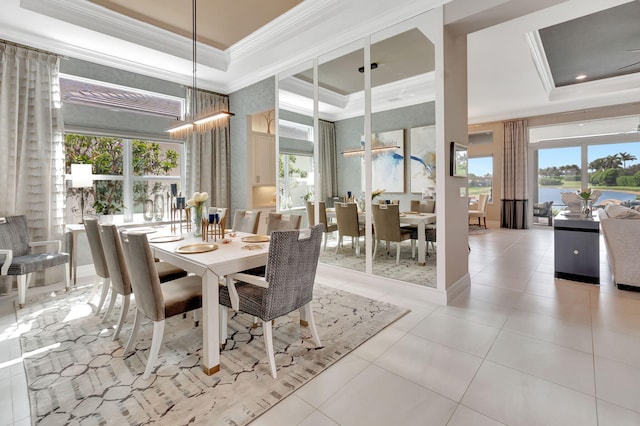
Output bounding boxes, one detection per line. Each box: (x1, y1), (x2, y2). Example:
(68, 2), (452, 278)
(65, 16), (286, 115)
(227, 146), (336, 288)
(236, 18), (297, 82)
(0, 38), (64, 59)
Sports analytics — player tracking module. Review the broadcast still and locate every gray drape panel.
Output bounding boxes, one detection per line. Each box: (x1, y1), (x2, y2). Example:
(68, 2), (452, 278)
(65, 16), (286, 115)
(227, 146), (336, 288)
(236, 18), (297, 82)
(501, 120), (529, 229)
(0, 42), (64, 242)
(185, 88), (231, 208)
(319, 120), (337, 203)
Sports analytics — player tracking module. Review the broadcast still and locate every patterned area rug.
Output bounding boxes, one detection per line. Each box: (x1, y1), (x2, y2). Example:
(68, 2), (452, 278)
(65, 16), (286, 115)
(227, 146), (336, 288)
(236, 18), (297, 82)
(18, 279), (407, 425)
(319, 238), (437, 288)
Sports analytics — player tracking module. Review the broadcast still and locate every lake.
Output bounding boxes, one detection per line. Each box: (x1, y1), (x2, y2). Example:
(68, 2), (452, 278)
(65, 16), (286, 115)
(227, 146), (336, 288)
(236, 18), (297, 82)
(538, 187), (639, 207)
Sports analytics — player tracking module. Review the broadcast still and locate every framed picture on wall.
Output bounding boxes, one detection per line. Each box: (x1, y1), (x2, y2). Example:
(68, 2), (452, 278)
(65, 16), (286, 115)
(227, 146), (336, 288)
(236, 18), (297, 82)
(450, 142), (468, 177)
(409, 125), (436, 193)
(360, 129), (405, 192)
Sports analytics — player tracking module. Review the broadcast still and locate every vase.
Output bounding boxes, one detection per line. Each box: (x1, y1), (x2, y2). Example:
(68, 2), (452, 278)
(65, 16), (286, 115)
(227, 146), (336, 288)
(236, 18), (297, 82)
(581, 199), (592, 218)
(154, 193), (164, 221)
(192, 205), (203, 237)
(143, 199), (154, 222)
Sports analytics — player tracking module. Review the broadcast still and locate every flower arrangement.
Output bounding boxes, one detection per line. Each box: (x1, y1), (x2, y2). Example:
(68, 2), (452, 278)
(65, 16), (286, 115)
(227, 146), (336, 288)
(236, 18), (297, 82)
(577, 188), (593, 200)
(186, 192), (208, 236)
(371, 188), (386, 201)
(576, 188), (602, 202)
(186, 191), (209, 209)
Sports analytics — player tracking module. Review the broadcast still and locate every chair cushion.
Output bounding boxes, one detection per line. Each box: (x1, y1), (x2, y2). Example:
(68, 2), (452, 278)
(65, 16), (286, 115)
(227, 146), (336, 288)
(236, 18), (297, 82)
(155, 261), (188, 283)
(162, 275), (202, 318)
(219, 282), (267, 319)
(324, 223), (338, 233)
(4, 252), (69, 275)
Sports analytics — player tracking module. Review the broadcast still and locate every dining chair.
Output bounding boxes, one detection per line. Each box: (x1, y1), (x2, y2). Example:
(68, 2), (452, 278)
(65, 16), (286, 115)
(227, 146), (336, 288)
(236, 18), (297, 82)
(0, 215), (70, 308)
(232, 209), (261, 234)
(410, 199), (436, 213)
(99, 224), (189, 340)
(306, 201), (338, 250)
(334, 202), (365, 255)
(371, 204), (413, 265)
(220, 224), (324, 378)
(84, 218), (111, 315)
(468, 194), (489, 228)
(120, 232), (202, 379)
(406, 200), (437, 254)
(266, 213), (302, 233)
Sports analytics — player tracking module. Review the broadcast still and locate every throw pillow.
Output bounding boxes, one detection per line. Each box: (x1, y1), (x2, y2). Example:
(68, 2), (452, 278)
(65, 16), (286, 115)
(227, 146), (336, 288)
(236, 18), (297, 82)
(605, 204), (640, 219)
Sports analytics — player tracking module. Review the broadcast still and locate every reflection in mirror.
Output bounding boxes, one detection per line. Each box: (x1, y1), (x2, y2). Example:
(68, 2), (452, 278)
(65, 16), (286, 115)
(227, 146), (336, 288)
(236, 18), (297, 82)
(277, 15), (437, 287)
(277, 61), (315, 217)
(368, 17), (437, 287)
(312, 40), (366, 274)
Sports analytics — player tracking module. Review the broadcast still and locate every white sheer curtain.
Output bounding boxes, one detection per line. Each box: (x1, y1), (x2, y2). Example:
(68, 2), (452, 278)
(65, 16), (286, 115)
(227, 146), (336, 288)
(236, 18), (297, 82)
(184, 88), (231, 208)
(319, 120), (337, 203)
(0, 42), (65, 241)
(501, 119), (529, 229)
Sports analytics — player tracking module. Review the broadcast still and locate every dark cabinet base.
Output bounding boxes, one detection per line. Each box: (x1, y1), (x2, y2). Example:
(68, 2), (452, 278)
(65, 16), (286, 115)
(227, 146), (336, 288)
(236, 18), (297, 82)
(554, 271), (599, 285)
(553, 214), (600, 285)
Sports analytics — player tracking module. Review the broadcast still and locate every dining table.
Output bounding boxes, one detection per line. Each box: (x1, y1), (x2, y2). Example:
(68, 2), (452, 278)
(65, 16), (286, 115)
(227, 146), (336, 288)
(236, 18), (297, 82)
(326, 208), (436, 266)
(146, 227), (270, 375)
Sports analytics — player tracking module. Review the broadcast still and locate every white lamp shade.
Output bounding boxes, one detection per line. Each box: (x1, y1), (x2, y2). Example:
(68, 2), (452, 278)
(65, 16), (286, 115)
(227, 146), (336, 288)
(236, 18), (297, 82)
(71, 164), (93, 188)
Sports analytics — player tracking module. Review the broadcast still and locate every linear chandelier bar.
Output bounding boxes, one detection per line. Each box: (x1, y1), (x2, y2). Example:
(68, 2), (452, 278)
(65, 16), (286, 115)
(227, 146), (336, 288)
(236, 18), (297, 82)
(165, 0), (233, 139)
(341, 145), (400, 156)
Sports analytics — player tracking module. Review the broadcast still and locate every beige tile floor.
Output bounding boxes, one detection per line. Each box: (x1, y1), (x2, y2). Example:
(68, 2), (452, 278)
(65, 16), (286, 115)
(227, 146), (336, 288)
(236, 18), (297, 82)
(2, 226), (640, 425)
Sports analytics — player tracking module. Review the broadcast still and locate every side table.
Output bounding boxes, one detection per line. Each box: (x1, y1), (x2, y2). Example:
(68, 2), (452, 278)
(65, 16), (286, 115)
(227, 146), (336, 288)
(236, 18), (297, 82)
(553, 212), (600, 284)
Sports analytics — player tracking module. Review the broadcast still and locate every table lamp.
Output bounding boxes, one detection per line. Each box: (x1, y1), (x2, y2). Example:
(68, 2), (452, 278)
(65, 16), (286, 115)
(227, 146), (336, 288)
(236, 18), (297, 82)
(71, 164), (93, 223)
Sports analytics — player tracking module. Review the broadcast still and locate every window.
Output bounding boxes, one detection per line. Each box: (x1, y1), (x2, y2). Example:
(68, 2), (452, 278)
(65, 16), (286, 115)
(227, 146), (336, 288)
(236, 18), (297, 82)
(468, 156), (493, 202)
(65, 133), (183, 223)
(279, 154), (314, 210)
(278, 119), (314, 210)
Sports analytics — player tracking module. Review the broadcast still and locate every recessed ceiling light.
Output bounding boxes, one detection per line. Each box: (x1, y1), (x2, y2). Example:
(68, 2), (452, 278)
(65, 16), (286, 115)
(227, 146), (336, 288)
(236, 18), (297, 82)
(575, 74), (587, 80)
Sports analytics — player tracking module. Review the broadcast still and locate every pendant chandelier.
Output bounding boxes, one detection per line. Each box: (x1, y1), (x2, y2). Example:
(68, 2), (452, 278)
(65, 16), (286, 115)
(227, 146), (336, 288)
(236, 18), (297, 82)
(166, 0), (233, 138)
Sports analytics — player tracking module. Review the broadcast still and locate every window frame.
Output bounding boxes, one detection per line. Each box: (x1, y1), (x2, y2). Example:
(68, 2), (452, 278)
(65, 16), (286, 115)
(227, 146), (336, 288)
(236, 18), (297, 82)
(65, 127), (186, 223)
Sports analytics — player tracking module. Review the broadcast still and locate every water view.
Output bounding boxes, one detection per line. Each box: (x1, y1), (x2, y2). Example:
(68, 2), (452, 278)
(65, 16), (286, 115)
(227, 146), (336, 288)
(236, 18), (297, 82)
(538, 187), (638, 208)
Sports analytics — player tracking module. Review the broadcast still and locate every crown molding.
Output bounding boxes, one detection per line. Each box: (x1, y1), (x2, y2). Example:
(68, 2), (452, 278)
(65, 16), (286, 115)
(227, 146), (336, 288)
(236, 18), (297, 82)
(20, 0), (228, 71)
(224, 0), (446, 93)
(525, 30), (555, 96)
(280, 72), (436, 122)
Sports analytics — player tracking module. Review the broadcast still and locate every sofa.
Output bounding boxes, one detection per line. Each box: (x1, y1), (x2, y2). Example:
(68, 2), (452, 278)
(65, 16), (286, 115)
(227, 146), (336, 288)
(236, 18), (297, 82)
(598, 204), (640, 291)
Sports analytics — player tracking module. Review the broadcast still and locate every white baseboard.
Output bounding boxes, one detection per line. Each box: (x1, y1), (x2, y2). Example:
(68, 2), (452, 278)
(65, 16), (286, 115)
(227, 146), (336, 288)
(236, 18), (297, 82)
(446, 273), (471, 303)
(316, 263), (448, 306)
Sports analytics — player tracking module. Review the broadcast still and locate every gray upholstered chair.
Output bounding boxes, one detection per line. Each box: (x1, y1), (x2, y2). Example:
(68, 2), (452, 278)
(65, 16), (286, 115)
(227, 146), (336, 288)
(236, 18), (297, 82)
(266, 213), (301, 233)
(306, 201), (337, 250)
(469, 194), (489, 228)
(0, 215), (70, 308)
(99, 224), (188, 340)
(232, 209), (261, 234)
(334, 202), (365, 255)
(220, 224), (324, 378)
(84, 218), (111, 315)
(371, 204), (413, 265)
(120, 232), (202, 379)
(533, 201), (554, 226)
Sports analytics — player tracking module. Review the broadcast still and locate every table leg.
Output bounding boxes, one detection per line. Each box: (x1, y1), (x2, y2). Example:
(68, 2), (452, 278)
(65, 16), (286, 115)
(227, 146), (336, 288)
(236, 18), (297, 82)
(201, 269), (221, 375)
(72, 231), (79, 285)
(418, 222), (426, 266)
